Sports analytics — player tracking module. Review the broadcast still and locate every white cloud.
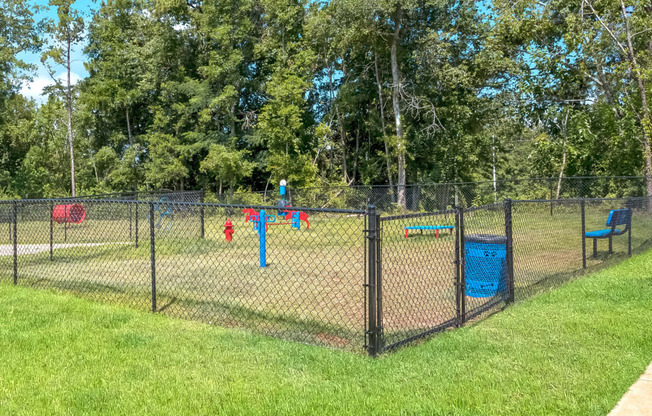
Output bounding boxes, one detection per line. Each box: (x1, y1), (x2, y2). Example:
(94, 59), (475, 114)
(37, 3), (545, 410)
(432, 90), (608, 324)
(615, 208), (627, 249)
(20, 72), (83, 104)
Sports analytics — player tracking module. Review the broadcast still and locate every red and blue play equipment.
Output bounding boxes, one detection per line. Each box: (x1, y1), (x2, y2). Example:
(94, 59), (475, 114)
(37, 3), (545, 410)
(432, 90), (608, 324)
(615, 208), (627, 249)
(244, 179), (311, 268)
(242, 208), (309, 230)
(52, 204), (86, 225)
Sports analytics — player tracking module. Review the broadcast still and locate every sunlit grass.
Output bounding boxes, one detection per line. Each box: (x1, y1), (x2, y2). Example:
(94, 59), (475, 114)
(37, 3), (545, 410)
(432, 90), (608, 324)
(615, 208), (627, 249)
(0, 250), (650, 415)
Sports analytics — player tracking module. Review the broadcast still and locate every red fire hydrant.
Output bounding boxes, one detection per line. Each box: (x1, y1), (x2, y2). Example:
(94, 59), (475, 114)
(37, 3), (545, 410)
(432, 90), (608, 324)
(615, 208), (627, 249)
(224, 218), (234, 242)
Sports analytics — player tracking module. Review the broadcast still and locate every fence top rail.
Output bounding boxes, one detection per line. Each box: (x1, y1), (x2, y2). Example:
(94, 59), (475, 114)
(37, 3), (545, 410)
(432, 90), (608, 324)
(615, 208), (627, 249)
(512, 196), (651, 204)
(4, 198), (367, 215)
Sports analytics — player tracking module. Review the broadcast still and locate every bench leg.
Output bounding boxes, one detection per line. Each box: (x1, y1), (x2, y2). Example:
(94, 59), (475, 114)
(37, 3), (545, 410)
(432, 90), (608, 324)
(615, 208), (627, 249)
(608, 236), (613, 254)
(593, 238), (597, 258)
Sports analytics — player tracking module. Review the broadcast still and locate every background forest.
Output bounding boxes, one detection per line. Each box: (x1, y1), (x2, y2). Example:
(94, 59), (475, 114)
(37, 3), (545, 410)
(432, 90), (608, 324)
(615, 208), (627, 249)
(1, 0), (651, 206)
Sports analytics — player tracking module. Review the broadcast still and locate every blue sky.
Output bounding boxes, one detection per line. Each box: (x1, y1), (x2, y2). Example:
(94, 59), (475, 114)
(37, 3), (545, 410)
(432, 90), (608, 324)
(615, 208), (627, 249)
(18, 0), (98, 102)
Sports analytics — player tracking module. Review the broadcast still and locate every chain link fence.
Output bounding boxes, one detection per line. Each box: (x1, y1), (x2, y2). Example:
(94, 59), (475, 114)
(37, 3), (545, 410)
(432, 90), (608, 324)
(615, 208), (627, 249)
(1, 193), (650, 356)
(369, 196), (652, 355)
(0, 199), (367, 351)
(270, 176), (649, 211)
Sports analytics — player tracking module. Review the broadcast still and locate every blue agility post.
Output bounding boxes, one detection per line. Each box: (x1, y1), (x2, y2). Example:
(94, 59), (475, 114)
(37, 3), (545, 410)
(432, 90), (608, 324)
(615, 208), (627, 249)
(259, 209), (266, 268)
(280, 179), (287, 201)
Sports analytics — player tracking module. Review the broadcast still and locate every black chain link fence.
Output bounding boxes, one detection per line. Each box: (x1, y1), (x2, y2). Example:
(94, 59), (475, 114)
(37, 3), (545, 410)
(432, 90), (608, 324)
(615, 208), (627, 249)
(269, 176), (649, 211)
(1, 192), (650, 356)
(0, 199), (367, 351)
(369, 196), (652, 355)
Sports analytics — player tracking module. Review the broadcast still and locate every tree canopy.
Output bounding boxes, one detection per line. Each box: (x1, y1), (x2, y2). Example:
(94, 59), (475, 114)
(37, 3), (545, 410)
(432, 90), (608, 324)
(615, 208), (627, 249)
(0, 0), (651, 204)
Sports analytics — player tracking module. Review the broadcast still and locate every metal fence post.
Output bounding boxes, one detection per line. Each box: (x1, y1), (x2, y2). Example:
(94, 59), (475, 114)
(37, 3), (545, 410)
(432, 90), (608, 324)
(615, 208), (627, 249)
(13, 201), (17, 285)
(200, 188), (205, 239)
(504, 199), (515, 304)
(581, 199), (586, 269)
(628, 218), (632, 257)
(64, 204), (68, 243)
(459, 206), (466, 324)
(135, 199), (139, 248)
(454, 206), (462, 326)
(49, 200), (53, 261)
(149, 202), (157, 312)
(374, 210), (383, 354)
(129, 202), (133, 240)
(366, 205), (379, 356)
(549, 179), (554, 216)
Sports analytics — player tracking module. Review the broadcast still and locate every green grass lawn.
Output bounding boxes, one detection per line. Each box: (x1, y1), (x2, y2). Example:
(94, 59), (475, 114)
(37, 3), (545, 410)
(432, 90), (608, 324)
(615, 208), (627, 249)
(1, 248), (651, 415)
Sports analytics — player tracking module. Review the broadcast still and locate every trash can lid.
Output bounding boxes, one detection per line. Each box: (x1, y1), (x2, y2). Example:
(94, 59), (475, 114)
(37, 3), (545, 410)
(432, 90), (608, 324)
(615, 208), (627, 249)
(466, 234), (507, 244)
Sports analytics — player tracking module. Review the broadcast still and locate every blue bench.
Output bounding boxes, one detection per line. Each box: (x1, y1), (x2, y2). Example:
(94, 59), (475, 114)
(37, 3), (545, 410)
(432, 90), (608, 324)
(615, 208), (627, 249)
(404, 225), (454, 239)
(584, 209), (632, 257)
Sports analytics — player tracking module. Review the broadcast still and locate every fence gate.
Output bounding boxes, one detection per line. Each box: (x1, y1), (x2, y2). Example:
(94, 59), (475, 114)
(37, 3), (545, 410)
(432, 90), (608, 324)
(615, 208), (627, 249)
(375, 209), (460, 353)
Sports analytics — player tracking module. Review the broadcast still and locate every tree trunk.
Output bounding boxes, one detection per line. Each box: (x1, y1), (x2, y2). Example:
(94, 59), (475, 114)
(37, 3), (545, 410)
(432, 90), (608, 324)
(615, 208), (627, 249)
(336, 105), (349, 183)
(374, 50), (395, 202)
(391, 5), (406, 209)
(556, 109), (570, 199)
(66, 36), (76, 197)
(126, 106), (133, 146)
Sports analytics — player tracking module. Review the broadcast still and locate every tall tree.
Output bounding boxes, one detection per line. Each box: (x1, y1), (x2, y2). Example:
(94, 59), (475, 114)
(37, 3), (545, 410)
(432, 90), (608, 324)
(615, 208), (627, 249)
(42, 0), (85, 196)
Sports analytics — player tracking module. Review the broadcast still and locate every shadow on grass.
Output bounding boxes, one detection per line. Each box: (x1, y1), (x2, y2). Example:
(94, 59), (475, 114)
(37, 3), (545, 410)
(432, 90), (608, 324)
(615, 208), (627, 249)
(10, 274), (362, 351)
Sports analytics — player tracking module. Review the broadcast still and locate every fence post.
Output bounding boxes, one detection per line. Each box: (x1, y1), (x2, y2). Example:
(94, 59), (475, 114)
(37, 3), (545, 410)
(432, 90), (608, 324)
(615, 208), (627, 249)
(13, 201), (17, 285)
(459, 206), (466, 324)
(135, 199), (139, 248)
(200, 188), (205, 239)
(64, 204), (68, 242)
(366, 205), (380, 356)
(504, 199), (515, 304)
(455, 206), (462, 326)
(49, 201), (53, 261)
(628, 218), (632, 258)
(549, 179), (554, 216)
(581, 199), (586, 269)
(129, 202), (133, 240)
(374, 209), (383, 354)
(149, 202), (157, 312)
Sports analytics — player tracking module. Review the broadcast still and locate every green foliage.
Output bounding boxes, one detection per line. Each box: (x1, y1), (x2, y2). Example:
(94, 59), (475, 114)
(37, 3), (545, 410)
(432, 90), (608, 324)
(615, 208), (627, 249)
(200, 144), (254, 193)
(0, 0), (651, 199)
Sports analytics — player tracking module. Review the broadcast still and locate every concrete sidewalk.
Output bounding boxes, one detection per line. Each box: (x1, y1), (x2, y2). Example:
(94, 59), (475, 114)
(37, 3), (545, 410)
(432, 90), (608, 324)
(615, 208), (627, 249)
(0, 242), (129, 256)
(608, 362), (652, 415)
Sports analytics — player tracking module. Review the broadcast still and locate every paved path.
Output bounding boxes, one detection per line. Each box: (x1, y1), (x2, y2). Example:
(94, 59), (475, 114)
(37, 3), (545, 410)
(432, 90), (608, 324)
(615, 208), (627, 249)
(0, 243), (129, 256)
(608, 362), (652, 416)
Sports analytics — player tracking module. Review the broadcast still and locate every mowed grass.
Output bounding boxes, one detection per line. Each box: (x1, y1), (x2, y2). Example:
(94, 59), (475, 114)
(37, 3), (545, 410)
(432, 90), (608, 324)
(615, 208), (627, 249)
(1, 249), (651, 415)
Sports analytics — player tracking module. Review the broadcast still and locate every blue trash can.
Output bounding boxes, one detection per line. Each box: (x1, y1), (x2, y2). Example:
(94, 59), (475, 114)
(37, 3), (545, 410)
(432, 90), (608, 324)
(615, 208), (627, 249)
(465, 234), (507, 298)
